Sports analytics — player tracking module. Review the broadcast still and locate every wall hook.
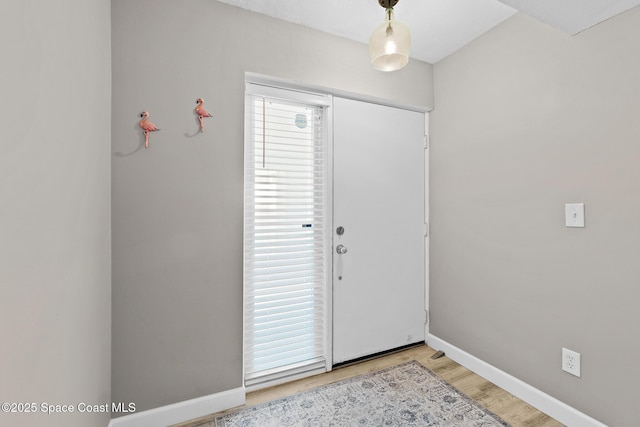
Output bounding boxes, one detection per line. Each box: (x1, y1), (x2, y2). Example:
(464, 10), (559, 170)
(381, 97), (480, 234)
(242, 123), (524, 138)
(195, 98), (212, 132)
(139, 111), (160, 148)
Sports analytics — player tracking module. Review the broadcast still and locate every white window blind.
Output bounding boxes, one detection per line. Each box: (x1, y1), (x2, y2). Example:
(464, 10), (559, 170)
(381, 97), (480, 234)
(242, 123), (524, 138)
(244, 84), (329, 388)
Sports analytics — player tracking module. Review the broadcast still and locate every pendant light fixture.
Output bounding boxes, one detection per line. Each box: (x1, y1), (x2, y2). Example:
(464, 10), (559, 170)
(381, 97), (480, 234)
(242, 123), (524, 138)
(369, 0), (411, 72)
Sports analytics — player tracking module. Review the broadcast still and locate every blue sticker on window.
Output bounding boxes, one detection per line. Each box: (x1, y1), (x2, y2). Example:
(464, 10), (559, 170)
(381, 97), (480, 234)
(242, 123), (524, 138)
(295, 113), (308, 129)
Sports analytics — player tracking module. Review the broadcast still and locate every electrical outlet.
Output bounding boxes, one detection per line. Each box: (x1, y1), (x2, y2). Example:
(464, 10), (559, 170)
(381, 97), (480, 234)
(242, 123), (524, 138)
(562, 347), (581, 377)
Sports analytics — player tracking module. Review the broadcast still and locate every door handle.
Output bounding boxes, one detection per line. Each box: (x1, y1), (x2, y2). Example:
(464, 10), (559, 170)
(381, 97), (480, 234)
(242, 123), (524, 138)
(336, 244), (348, 255)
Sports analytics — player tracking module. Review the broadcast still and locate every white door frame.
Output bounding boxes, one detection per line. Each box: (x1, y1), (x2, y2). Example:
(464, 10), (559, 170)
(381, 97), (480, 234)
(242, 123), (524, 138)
(244, 72), (430, 374)
(424, 113), (430, 341)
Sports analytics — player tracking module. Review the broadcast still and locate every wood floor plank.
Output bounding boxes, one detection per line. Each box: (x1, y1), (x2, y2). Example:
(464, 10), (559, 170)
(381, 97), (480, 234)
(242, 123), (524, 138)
(171, 344), (564, 427)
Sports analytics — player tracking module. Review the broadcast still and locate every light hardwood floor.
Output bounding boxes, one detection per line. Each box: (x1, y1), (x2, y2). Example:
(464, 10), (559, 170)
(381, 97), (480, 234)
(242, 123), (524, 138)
(173, 344), (564, 427)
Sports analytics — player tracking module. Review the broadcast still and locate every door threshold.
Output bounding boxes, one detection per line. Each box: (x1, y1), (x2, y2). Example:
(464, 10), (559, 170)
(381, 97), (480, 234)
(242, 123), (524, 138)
(333, 341), (425, 369)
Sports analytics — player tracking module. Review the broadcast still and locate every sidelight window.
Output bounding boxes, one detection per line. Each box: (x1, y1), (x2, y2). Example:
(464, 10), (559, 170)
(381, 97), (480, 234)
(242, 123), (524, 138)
(243, 83), (330, 389)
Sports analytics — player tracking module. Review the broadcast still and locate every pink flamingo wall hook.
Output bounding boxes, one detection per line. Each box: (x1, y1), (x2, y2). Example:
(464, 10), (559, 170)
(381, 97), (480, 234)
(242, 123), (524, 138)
(139, 111), (160, 148)
(195, 98), (212, 132)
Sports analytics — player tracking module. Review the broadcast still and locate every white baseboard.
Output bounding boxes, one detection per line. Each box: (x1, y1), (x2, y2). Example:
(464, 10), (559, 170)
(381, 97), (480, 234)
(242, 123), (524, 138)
(108, 387), (245, 427)
(427, 335), (607, 427)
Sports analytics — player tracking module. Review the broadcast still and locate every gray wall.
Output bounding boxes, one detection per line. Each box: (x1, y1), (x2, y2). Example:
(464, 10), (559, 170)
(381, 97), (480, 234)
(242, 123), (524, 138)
(0, 1), (112, 427)
(111, 0), (433, 413)
(431, 8), (640, 427)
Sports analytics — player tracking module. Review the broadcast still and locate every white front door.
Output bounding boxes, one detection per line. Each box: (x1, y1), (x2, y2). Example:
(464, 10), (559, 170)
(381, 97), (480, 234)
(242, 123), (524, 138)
(332, 97), (426, 364)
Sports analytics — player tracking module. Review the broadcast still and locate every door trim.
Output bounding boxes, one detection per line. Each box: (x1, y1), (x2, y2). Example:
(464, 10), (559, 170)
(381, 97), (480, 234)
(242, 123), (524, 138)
(245, 72), (431, 114)
(424, 112), (430, 340)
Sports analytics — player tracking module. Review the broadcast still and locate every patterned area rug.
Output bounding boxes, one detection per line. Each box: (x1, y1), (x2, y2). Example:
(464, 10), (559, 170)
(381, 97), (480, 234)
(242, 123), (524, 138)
(215, 361), (511, 426)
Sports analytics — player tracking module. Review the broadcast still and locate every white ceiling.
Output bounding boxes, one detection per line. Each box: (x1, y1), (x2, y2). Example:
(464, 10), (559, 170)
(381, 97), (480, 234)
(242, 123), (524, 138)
(497, 0), (640, 35)
(217, 0), (640, 64)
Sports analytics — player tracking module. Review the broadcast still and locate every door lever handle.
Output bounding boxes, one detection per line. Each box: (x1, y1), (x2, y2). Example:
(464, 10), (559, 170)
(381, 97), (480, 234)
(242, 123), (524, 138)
(336, 244), (348, 255)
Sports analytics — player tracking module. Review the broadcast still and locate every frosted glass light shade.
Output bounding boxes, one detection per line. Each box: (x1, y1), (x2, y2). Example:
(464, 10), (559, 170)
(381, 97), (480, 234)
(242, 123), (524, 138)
(369, 9), (411, 72)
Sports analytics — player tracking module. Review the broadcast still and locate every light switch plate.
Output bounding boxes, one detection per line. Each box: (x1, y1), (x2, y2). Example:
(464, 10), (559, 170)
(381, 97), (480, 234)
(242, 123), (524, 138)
(565, 203), (585, 227)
